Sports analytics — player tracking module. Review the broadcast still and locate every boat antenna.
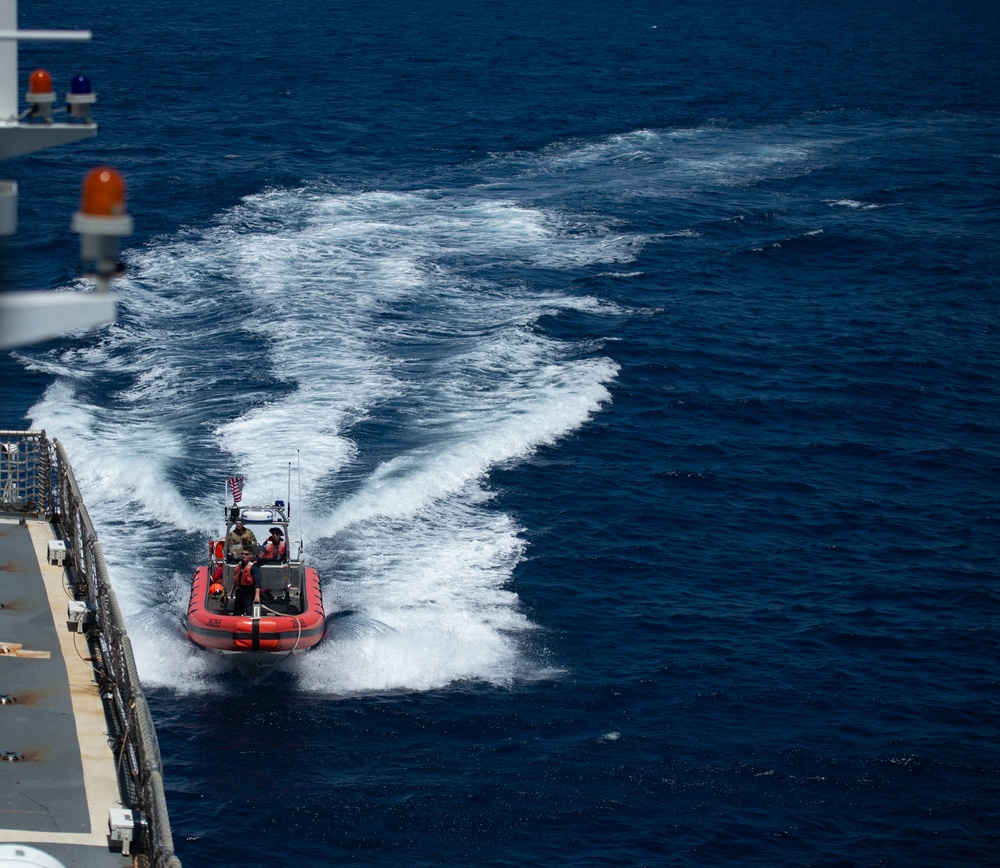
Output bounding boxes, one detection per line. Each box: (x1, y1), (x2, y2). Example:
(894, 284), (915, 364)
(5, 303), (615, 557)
(297, 450), (303, 559)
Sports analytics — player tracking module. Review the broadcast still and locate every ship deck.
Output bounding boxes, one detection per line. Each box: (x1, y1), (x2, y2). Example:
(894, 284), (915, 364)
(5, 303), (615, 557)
(0, 513), (133, 866)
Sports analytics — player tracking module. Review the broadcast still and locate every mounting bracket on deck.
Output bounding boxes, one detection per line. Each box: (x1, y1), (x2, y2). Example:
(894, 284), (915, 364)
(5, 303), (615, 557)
(47, 540), (66, 566)
(66, 599), (93, 633)
(108, 808), (141, 855)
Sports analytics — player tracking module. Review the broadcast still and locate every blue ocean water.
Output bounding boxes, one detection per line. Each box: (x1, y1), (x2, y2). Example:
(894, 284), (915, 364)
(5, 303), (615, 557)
(3, 0), (999, 864)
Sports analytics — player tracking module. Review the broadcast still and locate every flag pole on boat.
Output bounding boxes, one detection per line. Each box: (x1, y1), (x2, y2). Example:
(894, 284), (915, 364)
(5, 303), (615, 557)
(297, 450), (303, 561)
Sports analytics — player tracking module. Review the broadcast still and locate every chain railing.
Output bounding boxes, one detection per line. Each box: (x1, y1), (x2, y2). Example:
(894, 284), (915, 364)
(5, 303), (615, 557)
(0, 430), (181, 868)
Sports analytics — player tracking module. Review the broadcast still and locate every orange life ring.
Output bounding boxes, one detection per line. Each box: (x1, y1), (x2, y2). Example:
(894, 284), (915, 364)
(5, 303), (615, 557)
(214, 540), (225, 560)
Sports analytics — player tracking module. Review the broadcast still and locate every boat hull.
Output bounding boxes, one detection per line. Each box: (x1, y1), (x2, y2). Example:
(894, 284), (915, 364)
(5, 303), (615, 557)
(186, 565), (325, 653)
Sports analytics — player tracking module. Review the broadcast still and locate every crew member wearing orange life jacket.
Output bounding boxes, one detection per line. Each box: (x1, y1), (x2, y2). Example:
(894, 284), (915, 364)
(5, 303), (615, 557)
(232, 548), (262, 616)
(260, 527), (287, 562)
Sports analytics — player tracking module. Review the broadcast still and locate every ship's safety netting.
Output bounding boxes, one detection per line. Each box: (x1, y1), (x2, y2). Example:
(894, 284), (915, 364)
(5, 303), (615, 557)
(0, 429), (52, 514)
(0, 430), (181, 868)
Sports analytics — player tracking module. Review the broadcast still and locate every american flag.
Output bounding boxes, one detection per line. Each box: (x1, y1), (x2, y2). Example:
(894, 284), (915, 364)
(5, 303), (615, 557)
(228, 476), (244, 504)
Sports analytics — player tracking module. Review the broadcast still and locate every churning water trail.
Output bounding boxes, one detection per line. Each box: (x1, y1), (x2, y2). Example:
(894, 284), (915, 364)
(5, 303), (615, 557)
(16, 118), (920, 692)
(17, 150), (644, 692)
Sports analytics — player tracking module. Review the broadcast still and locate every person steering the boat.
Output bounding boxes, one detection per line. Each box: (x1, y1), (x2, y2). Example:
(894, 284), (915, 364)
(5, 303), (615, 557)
(226, 518), (258, 561)
(259, 527), (286, 562)
(232, 548), (262, 616)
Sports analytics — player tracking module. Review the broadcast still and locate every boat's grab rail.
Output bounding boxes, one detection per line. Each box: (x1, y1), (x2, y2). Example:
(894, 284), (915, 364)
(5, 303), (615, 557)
(0, 430), (182, 868)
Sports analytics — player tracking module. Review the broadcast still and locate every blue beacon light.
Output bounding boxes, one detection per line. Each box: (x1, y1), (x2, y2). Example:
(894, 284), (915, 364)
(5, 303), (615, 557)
(66, 74), (96, 121)
(70, 74), (92, 94)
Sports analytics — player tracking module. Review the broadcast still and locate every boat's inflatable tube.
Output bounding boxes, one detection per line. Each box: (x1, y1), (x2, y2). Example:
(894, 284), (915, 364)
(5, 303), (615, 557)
(186, 566), (325, 653)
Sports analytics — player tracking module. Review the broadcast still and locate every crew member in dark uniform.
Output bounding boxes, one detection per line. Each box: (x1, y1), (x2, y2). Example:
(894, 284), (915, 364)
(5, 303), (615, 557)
(232, 548), (262, 616)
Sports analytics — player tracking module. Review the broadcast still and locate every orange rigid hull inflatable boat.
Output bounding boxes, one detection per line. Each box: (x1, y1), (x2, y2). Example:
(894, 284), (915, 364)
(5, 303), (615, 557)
(185, 492), (327, 658)
(187, 565), (325, 652)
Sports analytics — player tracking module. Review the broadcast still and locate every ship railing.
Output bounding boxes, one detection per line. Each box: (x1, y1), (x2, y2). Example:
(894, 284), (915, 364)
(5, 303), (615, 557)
(0, 430), (182, 868)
